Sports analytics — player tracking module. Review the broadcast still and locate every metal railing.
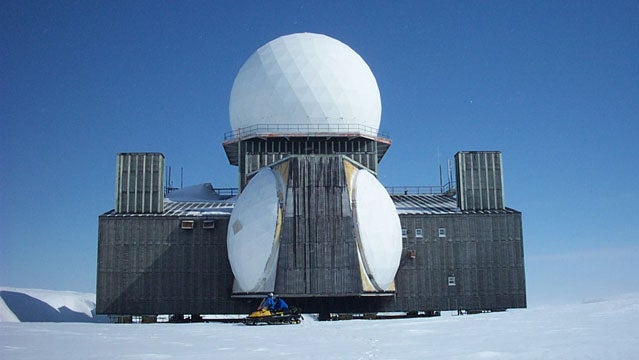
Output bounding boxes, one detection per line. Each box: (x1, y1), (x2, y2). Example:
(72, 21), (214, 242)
(211, 185), (455, 197)
(386, 182), (456, 195)
(214, 187), (239, 197)
(224, 123), (390, 141)
(164, 187), (238, 199)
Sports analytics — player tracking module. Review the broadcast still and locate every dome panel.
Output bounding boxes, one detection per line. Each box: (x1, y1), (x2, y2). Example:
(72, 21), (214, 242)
(353, 169), (402, 290)
(226, 168), (280, 292)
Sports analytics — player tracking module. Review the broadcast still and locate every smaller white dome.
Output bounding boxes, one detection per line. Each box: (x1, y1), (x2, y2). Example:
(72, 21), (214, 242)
(229, 33), (381, 135)
(352, 169), (402, 290)
(226, 168), (280, 292)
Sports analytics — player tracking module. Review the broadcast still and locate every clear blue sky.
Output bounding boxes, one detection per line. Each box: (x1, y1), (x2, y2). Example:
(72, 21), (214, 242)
(1, 1), (637, 305)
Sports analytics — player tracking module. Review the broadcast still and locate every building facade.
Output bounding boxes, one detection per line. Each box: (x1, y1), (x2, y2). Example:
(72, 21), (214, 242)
(96, 33), (526, 317)
(96, 150), (526, 315)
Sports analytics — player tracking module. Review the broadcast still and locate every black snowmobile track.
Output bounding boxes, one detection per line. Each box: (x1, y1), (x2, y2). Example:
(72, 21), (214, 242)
(244, 313), (303, 325)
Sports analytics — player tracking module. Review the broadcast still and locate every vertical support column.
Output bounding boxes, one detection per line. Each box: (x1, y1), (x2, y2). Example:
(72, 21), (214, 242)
(373, 139), (378, 175)
(238, 138), (243, 191)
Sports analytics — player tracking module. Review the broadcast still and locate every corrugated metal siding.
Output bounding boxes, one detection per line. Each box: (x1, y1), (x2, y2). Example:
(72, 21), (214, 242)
(96, 216), (254, 315)
(238, 138), (379, 190)
(115, 153), (165, 214)
(455, 151), (505, 211)
(275, 156), (362, 296)
(392, 212), (526, 311)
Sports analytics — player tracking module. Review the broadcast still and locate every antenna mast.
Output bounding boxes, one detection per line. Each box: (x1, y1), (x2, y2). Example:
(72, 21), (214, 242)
(437, 147), (442, 190)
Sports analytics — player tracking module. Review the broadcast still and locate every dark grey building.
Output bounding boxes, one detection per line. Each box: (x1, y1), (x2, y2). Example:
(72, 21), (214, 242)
(97, 144), (526, 315)
(392, 192), (526, 311)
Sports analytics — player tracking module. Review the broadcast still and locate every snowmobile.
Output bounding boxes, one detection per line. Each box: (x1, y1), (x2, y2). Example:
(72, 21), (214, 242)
(243, 307), (303, 325)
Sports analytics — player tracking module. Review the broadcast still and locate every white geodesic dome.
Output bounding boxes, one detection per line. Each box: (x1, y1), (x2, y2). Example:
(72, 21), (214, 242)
(229, 33), (381, 135)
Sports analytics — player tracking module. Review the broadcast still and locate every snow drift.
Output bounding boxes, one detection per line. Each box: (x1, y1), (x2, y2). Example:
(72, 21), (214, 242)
(0, 287), (106, 323)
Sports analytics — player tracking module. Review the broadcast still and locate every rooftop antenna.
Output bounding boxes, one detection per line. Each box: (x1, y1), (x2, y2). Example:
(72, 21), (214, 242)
(180, 167), (184, 189)
(437, 147), (443, 190)
(165, 165), (170, 195)
(165, 165), (179, 194)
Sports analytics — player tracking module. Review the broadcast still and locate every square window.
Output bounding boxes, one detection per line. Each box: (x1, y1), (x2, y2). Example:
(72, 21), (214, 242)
(181, 220), (195, 230)
(401, 228), (407, 238)
(415, 228), (423, 238)
(438, 227), (446, 238)
(203, 220), (215, 229)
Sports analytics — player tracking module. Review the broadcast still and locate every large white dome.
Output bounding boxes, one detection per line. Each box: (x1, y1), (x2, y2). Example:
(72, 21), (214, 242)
(229, 33), (381, 134)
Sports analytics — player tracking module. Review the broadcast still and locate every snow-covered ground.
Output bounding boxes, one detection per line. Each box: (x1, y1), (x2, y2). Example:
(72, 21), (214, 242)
(1, 288), (638, 359)
(0, 287), (104, 323)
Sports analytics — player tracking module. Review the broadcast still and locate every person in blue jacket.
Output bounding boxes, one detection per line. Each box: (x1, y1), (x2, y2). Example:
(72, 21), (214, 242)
(259, 292), (276, 311)
(274, 296), (289, 312)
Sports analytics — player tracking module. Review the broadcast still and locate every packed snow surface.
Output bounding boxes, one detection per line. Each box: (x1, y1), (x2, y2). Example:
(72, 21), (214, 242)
(230, 33), (381, 133)
(353, 169), (402, 290)
(226, 168), (280, 291)
(2, 293), (638, 359)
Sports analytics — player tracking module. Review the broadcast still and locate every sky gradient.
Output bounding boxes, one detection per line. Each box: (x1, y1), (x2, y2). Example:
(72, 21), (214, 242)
(1, 0), (637, 305)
